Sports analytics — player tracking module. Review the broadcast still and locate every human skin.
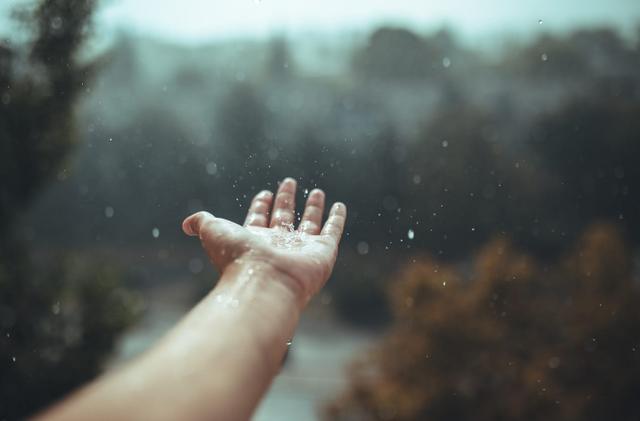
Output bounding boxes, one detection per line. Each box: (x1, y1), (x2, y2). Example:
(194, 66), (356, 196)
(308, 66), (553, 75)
(36, 177), (346, 421)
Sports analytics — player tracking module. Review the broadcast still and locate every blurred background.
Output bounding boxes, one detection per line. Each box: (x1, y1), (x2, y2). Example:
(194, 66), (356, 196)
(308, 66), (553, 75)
(1, 0), (640, 419)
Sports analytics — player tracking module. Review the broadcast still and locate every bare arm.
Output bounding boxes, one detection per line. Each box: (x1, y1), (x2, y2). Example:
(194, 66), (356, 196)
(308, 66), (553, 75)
(37, 178), (346, 421)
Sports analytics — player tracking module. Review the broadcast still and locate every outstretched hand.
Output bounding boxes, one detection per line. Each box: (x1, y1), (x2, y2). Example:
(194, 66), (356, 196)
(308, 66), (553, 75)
(182, 178), (346, 305)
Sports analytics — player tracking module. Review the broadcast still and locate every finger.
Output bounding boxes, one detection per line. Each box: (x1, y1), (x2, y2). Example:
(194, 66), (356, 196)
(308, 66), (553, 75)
(244, 190), (273, 227)
(182, 211), (216, 236)
(321, 202), (347, 244)
(182, 211), (236, 242)
(299, 189), (325, 234)
(270, 177), (297, 229)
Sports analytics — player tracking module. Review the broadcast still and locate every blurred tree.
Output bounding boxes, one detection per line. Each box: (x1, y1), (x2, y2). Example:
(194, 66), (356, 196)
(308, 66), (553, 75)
(529, 91), (640, 242)
(505, 29), (639, 82)
(406, 102), (525, 258)
(0, 1), (139, 419)
(568, 29), (640, 78)
(215, 82), (270, 210)
(217, 83), (267, 162)
(504, 34), (587, 81)
(353, 27), (432, 81)
(367, 125), (405, 243)
(0, 0), (96, 232)
(326, 223), (640, 420)
(265, 36), (294, 81)
(290, 125), (328, 185)
(327, 249), (394, 327)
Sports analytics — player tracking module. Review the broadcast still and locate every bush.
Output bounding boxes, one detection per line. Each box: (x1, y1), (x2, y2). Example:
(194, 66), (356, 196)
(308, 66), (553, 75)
(326, 223), (640, 420)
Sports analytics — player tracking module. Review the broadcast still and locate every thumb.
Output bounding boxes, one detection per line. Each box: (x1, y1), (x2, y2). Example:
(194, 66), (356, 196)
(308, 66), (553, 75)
(182, 211), (249, 268)
(182, 211), (215, 237)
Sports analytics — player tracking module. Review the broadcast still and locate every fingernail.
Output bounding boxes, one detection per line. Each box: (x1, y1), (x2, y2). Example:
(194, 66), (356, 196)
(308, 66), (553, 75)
(182, 217), (196, 236)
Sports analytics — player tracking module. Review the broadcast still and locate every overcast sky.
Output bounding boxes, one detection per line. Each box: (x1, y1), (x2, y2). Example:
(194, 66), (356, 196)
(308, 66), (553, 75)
(2, 0), (639, 44)
(99, 0), (640, 42)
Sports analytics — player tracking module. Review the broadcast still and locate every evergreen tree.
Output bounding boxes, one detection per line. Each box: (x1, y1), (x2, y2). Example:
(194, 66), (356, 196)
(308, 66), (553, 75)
(0, 2), (138, 418)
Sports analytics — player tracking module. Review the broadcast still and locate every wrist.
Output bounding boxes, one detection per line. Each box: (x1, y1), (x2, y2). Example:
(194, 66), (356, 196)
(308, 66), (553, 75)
(208, 259), (303, 370)
(219, 257), (308, 311)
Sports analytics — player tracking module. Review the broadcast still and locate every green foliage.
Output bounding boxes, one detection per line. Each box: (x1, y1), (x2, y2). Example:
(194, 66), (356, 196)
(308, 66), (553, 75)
(0, 1), (139, 418)
(0, 0), (97, 232)
(0, 248), (140, 419)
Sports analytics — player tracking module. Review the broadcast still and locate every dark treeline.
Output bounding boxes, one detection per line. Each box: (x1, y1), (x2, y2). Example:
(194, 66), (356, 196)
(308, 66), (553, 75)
(30, 26), (640, 253)
(1, 1), (139, 419)
(25, 24), (640, 323)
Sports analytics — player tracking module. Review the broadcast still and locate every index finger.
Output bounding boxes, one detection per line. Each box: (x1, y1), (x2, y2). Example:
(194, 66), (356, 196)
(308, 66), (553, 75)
(320, 202), (347, 244)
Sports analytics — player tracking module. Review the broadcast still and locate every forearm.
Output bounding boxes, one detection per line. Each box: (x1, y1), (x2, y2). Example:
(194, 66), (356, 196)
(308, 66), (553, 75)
(38, 261), (302, 421)
(37, 178), (347, 420)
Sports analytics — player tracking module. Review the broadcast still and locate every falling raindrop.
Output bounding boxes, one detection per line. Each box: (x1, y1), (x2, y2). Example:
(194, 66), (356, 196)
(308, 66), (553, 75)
(441, 140), (449, 148)
(50, 16), (63, 31)
(152, 227), (160, 238)
(206, 162), (218, 175)
(188, 258), (204, 274)
(104, 206), (114, 218)
(541, 53), (548, 61)
(407, 229), (415, 240)
(357, 241), (369, 255)
(538, 19), (543, 25)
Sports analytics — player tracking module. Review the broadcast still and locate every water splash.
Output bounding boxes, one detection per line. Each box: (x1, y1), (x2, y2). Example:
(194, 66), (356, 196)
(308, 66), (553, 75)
(271, 222), (304, 249)
(215, 294), (239, 308)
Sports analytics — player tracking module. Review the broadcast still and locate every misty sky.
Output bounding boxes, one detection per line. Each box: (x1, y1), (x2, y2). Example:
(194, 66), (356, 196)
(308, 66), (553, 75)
(98, 0), (640, 43)
(1, 0), (639, 43)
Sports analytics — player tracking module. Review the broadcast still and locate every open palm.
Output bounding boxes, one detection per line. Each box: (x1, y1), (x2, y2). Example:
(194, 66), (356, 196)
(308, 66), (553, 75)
(182, 178), (347, 300)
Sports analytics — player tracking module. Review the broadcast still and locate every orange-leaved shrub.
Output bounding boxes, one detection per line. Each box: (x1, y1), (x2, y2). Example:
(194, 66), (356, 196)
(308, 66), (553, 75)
(326, 223), (640, 420)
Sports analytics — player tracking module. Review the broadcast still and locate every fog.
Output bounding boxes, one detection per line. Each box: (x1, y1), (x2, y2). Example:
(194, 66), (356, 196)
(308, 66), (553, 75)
(2, 1), (640, 419)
